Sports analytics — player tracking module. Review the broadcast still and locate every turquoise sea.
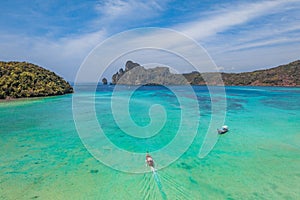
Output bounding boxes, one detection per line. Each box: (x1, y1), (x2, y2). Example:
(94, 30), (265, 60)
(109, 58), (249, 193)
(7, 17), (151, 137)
(1, 85), (300, 199)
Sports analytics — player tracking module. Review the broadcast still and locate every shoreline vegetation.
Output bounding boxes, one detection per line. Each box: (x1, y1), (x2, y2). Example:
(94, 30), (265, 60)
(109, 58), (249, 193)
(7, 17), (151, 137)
(110, 60), (300, 87)
(0, 59), (299, 101)
(0, 61), (73, 100)
(0, 93), (73, 103)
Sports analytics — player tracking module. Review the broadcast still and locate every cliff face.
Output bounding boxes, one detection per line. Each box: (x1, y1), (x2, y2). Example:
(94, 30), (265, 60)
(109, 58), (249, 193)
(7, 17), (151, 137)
(0, 61), (73, 99)
(112, 61), (188, 85)
(111, 60), (300, 86)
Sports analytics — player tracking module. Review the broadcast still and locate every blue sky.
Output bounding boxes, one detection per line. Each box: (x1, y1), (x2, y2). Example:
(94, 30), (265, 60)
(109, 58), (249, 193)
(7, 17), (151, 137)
(0, 0), (300, 81)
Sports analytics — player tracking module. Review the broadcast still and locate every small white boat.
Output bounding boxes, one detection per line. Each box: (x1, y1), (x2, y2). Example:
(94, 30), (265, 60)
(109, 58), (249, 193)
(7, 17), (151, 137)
(218, 125), (228, 134)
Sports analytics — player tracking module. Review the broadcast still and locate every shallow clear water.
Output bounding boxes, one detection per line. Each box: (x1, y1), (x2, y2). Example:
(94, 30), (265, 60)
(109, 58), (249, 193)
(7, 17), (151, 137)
(1, 86), (300, 199)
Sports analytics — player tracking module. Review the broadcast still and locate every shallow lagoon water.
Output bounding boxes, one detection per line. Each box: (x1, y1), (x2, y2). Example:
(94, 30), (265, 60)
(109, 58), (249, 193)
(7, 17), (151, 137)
(0, 86), (300, 199)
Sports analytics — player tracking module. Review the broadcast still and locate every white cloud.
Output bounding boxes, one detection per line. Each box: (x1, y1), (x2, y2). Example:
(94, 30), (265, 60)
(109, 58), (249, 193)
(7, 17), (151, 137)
(93, 0), (166, 30)
(96, 0), (163, 17)
(0, 30), (106, 81)
(0, 1), (169, 82)
(222, 37), (300, 53)
(172, 0), (300, 72)
(1, 0), (299, 82)
(75, 28), (221, 82)
(176, 0), (298, 40)
(213, 42), (300, 72)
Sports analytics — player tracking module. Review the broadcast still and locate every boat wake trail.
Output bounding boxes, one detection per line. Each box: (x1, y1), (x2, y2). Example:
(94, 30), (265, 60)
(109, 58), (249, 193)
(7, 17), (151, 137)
(141, 167), (193, 199)
(151, 167), (167, 200)
(159, 171), (192, 199)
(140, 167), (167, 200)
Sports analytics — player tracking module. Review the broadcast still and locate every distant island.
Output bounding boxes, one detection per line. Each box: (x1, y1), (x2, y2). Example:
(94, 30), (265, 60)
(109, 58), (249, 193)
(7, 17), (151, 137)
(110, 60), (300, 86)
(0, 61), (73, 99)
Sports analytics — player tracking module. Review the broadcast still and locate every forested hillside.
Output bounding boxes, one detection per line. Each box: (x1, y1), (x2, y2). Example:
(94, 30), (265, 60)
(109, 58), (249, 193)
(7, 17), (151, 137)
(0, 61), (73, 99)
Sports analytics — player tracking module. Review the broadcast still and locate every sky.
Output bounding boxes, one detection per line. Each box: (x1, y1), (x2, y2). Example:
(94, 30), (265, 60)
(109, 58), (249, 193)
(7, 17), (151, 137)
(0, 0), (300, 81)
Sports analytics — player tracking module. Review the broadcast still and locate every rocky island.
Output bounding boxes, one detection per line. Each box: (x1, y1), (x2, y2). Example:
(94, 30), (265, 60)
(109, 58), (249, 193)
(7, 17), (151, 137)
(112, 61), (188, 85)
(110, 60), (300, 86)
(0, 61), (73, 99)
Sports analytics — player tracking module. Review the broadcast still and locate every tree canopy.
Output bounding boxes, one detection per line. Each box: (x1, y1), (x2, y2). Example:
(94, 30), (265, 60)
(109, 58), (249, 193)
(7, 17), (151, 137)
(0, 61), (73, 99)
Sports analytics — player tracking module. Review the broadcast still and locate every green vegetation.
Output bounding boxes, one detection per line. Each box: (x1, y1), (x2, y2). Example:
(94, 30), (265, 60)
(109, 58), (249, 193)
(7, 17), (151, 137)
(221, 60), (300, 86)
(0, 61), (73, 99)
(183, 60), (300, 86)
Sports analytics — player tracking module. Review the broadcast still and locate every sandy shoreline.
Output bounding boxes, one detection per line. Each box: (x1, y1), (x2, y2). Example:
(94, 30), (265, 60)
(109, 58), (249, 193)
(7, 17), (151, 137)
(0, 94), (72, 103)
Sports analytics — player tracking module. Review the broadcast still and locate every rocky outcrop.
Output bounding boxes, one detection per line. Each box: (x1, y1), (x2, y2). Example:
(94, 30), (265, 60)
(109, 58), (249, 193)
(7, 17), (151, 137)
(102, 78), (108, 85)
(111, 61), (188, 85)
(110, 60), (300, 86)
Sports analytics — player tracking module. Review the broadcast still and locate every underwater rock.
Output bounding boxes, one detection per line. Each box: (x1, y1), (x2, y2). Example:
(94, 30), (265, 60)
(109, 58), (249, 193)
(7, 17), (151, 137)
(178, 162), (193, 170)
(90, 169), (99, 174)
